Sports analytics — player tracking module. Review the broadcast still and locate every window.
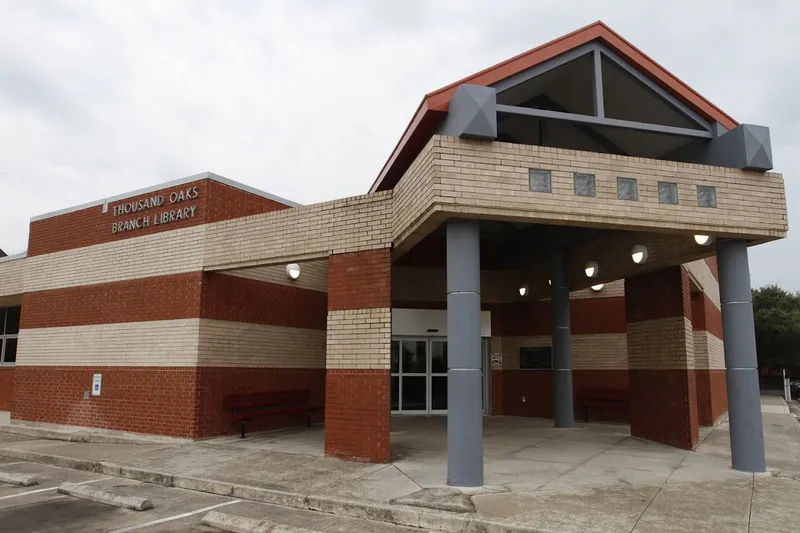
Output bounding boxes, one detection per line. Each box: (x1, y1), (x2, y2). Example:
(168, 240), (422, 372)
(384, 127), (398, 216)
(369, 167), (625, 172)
(617, 177), (638, 201)
(697, 185), (717, 208)
(519, 347), (552, 370)
(0, 307), (20, 365)
(529, 169), (552, 193)
(658, 182), (679, 205)
(573, 173), (596, 197)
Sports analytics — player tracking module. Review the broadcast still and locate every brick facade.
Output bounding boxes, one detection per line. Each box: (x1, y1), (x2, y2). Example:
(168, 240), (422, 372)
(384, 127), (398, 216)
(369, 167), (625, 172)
(324, 249), (391, 462)
(626, 267), (699, 450)
(0, 367), (13, 410)
(28, 178), (290, 257)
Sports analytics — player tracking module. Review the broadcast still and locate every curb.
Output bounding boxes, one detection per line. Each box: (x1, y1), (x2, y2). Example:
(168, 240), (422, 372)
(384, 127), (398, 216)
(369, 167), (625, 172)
(202, 510), (322, 533)
(58, 481), (154, 511)
(0, 447), (542, 533)
(0, 424), (189, 446)
(0, 471), (38, 487)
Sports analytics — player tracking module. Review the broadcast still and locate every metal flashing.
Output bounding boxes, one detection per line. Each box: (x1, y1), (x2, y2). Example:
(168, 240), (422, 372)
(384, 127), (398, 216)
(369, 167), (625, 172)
(30, 172), (300, 223)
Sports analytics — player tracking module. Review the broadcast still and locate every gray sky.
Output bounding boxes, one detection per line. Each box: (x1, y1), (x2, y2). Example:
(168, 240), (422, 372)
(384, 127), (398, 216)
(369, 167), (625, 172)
(1, 1), (797, 289)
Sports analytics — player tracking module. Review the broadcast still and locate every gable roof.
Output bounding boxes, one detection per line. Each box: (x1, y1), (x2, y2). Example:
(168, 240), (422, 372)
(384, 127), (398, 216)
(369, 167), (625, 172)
(370, 21), (738, 193)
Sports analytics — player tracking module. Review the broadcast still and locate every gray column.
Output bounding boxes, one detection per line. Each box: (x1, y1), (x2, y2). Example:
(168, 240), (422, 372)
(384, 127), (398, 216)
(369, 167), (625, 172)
(717, 238), (766, 472)
(551, 248), (574, 428)
(446, 220), (483, 487)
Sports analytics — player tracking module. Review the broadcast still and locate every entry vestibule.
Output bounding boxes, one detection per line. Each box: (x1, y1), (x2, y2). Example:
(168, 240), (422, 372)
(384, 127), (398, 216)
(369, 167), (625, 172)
(391, 308), (492, 415)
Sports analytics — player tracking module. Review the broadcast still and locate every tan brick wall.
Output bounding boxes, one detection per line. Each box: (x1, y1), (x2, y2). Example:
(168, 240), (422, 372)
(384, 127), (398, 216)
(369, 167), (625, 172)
(627, 317), (695, 370)
(203, 192), (393, 271)
(197, 320), (325, 368)
(495, 333), (627, 370)
(225, 259), (328, 292)
(693, 330), (725, 370)
(570, 279), (624, 299)
(16, 319), (201, 366)
(685, 259), (720, 309)
(24, 225), (205, 292)
(418, 136), (786, 241)
(392, 138), (438, 241)
(326, 308), (391, 370)
(0, 256), (26, 298)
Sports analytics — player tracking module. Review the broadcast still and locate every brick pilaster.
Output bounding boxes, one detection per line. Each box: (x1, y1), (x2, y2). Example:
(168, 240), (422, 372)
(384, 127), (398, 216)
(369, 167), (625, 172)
(324, 249), (391, 462)
(626, 267), (699, 450)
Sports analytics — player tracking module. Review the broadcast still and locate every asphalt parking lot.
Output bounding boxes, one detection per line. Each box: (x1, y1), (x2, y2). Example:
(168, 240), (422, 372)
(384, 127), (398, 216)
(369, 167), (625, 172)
(0, 458), (423, 533)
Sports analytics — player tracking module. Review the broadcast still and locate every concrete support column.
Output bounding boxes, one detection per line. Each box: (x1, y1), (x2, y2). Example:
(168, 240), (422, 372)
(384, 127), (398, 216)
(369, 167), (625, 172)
(551, 248), (574, 428)
(716, 238), (766, 472)
(446, 220), (483, 487)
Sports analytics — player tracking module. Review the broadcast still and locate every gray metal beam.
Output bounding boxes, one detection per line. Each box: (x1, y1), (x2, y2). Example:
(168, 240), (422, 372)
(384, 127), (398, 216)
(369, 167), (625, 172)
(551, 248), (574, 428)
(496, 104), (713, 138)
(492, 44), (594, 94)
(446, 220), (484, 487)
(598, 45), (712, 131)
(593, 49), (604, 118)
(717, 238), (766, 473)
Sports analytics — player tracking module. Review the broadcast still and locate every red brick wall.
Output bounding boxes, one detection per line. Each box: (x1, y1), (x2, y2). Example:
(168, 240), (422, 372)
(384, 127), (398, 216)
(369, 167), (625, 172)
(327, 249), (391, 310)
(0, 367), (14, 410)
(626, 266), (699, 450)
(705, 256), (719, 280)
(696, 369), (728, 426)
(497, 370), (629, 422)
(491, 298), (626, 336)
(21, 273), (203, 328)
(195, 367), (325, 438)
(12, 366), (198, 437)
(325, 248), (391, 462)
(200, 273), (326, 330)
(691, 292), (723, 339)
(492, 371), (504, 415)
(324, 369), (390, 462)
(28, 178), (290, 256)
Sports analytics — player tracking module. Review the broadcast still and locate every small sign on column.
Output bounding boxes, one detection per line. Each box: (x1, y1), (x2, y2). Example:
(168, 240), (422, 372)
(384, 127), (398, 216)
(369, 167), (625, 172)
(91, 373), (102, 397)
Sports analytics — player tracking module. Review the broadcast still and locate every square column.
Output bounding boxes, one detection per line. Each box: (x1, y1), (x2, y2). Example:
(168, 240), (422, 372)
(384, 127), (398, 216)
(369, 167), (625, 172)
(324, 249), (391, 463)
(691, 291), (728, 426)
(716, 239), (765, 472)
(446, 220), (484, 487)
(626, 267), (699, 449)
(550, 248), (574, 428)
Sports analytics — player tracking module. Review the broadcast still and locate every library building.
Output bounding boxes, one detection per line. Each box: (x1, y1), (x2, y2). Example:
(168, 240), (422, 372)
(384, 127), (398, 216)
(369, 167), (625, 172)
(0, 22), (786, 486)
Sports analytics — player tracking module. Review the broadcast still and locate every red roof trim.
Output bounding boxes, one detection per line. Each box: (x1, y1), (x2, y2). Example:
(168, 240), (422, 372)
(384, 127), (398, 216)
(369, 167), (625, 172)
(370, 21), (738, 193)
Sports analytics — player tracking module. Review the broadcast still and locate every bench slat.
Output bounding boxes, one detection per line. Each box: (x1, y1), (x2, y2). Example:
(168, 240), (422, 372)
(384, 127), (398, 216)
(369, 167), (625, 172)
(232, 405), (322, 420)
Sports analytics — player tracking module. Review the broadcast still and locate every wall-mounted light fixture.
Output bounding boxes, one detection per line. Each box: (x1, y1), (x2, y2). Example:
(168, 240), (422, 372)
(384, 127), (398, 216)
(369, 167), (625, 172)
(518, 284), (529, 296)
(590, 283), (604, 292)
(631, 244), (648, 264)
(584, 261), (599, 278)
(286, 263), (301, 280)
(694, 234), (714, 246)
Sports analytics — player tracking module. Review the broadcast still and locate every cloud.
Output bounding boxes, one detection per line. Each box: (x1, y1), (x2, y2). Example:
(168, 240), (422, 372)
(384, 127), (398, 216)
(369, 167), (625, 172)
(0, 0), (796, 289)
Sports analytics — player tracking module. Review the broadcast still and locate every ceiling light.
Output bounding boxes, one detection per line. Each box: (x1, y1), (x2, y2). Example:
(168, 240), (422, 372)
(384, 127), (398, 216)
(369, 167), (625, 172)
(591, 284), (604, 291)
(286, 263), (301, 280)
(631, 244), (648, 264)
(584, 261), (599, 279)
(694, 234), (713, 246)
(518, 284), (529, 296)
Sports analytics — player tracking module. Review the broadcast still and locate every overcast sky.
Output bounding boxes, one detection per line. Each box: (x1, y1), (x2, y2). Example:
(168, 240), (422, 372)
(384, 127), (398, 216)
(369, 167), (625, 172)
(0, 1), (797, 289)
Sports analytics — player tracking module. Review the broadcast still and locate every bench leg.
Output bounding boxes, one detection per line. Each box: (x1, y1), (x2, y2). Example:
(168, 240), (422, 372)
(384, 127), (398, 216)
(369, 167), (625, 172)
(306, 413), (311, 428)
(240, 420), (247, 439)
(584, 407), (589, 424)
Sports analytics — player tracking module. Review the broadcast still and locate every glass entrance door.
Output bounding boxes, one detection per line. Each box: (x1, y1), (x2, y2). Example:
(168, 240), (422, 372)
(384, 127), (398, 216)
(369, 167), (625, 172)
(391, 337), (489, 415)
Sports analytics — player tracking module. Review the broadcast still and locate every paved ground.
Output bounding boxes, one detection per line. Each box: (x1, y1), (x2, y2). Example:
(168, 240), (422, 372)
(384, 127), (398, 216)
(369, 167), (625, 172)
(0, 396), (798, 532)
(0, 459), (423, 533)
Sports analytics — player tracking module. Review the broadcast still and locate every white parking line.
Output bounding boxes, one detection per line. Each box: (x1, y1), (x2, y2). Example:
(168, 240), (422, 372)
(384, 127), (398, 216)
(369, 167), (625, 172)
(0, 462), (26, 467)
(0, 477), (110, 500)
(107, 500), (241, 533)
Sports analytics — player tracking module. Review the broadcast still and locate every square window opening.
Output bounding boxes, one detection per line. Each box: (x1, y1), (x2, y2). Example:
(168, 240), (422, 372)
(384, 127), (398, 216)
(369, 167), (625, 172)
(573, 173), (596, 197)
(617, 177), (638, 201)
(697, 185), (717, 208)
(658, 182), (679, 205)
(529, 169), (552, 193)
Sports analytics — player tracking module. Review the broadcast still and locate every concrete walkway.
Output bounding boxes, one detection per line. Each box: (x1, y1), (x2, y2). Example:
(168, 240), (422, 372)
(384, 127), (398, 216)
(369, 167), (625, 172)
(0, 397), (798, 532)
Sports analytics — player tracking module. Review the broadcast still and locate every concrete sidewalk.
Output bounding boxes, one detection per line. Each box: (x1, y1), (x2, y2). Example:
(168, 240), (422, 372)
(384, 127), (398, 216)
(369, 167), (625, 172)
(1, 397), (799, 533)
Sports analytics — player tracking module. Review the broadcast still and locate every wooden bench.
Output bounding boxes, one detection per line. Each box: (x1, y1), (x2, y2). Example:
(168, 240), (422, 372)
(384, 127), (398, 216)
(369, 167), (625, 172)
(582, 389), (629, 423)
(223, 389), (321, 438)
